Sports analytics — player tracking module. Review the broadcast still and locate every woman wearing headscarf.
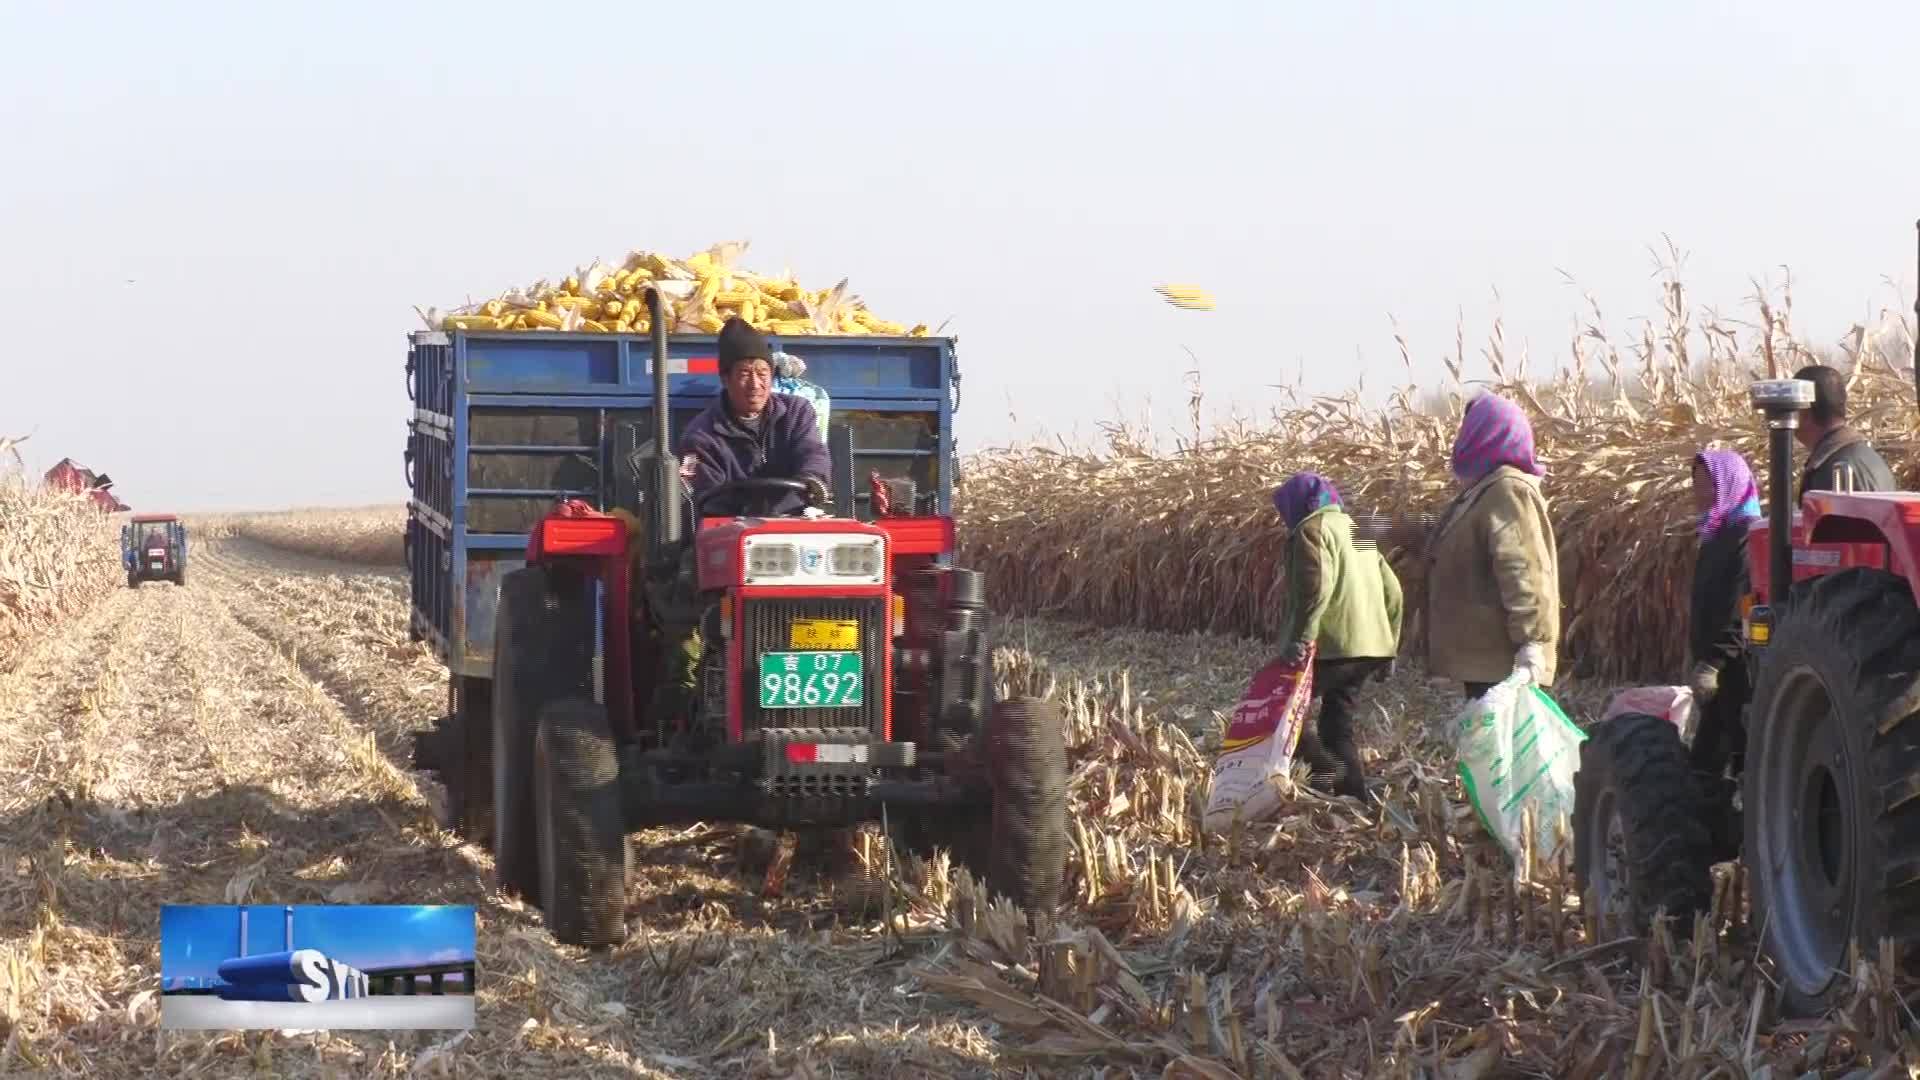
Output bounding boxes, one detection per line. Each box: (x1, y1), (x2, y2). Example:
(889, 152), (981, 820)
(1273, 472), (1404, 801)
(1424, 394), (1561, 700)
(1687, 448), (1761, 793)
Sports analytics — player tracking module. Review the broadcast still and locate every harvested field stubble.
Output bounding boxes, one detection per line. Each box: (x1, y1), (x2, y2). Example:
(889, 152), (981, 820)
(959, 268), (1920, 682)
(0, 533), (1909, 1074)
(0, 466), (119, 673)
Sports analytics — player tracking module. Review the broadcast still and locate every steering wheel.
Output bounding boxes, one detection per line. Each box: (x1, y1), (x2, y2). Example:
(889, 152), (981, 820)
(693, 477), (816, 518)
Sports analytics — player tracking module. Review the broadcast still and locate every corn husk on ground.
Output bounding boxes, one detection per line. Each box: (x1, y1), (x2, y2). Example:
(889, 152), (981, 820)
(959, 268), (1920, 683)
(416, 240), (930, 338)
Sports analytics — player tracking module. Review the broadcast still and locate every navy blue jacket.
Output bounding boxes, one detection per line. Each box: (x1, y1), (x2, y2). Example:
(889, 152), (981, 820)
(678, 393), (833, 517)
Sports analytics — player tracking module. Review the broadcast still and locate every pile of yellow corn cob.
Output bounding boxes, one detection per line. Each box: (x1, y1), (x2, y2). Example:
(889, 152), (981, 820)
(417, 241), (929, 337)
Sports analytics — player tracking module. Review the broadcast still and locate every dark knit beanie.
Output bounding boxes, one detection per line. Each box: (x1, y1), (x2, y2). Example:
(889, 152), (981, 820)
(716, 317), (770, 372)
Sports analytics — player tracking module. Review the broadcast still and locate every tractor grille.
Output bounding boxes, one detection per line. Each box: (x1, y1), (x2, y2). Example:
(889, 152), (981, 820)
(739, 595), (887, 738)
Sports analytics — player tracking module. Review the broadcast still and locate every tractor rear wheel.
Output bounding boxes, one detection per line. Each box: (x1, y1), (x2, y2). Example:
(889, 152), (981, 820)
(1572, 712), (1716, 933)
(534, 699), (629, 947)
(981, 696), (1069, 916)
(492, 566), (596, 906)
(1746, 567), (1920, 1016)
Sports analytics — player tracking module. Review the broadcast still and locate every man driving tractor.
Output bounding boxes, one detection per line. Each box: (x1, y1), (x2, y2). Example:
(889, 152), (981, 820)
(642, 317), (835, 732)
(1791, 363), (1896, 495)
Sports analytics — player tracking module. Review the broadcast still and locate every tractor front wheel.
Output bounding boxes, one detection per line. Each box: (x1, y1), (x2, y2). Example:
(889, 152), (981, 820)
(1746, 567), (1920, 1016)
(492, 566), (595, 905)
(1572, 711), (1715, 933)
(982, 696), (1069, 916)
(534, 699), (630, 947)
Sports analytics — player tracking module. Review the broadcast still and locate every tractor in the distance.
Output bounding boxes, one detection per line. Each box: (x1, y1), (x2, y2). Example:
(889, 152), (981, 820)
(1574, 220), (1920, 1016)
(409, 290), (1068, 947)
(123, 514), (187, 588)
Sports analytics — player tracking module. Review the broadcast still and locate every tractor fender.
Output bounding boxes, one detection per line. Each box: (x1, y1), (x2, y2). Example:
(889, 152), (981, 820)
(1744, 494), (1920, 605)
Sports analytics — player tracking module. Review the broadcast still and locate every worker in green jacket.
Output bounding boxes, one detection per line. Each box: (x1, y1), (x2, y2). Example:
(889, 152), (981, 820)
(1273, 473), (1404, 802)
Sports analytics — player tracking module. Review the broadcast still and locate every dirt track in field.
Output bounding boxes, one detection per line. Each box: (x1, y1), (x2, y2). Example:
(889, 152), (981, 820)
(0, 538), (1013, 1078)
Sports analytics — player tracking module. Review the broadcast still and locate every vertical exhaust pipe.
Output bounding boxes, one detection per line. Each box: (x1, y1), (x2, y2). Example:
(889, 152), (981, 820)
(284, 905), (294, 951)
(646, 287), (682, 550)
(237, 907), (249, 958)
(1750, 379), (1817, 608)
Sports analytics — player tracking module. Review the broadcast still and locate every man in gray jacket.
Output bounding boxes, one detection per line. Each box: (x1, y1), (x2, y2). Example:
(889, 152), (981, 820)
(1793, 365), (1897, 496)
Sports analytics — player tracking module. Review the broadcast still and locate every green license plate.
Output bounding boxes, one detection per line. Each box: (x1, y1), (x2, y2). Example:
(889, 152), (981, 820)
(758, 651), (864, 709)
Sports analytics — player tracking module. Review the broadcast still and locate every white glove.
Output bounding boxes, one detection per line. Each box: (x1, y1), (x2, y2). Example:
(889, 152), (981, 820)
(1513, 643), (1549, 685)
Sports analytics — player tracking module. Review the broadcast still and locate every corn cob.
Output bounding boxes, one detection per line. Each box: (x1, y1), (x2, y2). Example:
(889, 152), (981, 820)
(443, 315), (506, 330)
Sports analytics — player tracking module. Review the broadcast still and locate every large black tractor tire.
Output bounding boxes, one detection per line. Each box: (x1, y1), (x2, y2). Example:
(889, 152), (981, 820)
(534, 699), (630, 948)
(1745, 567), (1920, 1017)
(1572, 712), (1716, 933)
(492, 566), (596, 906)
(980, 696), (1070, 916)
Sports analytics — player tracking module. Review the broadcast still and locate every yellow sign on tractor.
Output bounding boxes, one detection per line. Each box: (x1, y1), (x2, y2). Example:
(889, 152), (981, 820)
(789, 618), (859, 651)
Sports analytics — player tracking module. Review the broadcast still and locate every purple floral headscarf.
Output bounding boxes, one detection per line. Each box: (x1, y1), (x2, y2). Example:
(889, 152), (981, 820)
(1694, 448), (1762, 540)
(1451, 394), (1544, 486)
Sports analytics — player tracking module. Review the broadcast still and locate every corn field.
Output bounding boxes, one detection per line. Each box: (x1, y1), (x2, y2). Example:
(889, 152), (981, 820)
(190, 506), (405, 566)
(959, 269), (1920, 682)
(0, 442), (120, 674)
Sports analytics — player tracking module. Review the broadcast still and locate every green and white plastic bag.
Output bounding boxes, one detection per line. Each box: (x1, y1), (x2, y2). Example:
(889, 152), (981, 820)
(771, 351), (831, 442)
(1453, 672), (1587, 868)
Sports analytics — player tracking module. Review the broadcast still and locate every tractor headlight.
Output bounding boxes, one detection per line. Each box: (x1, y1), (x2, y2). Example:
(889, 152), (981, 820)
(742, 533), (885, 586)
(829, 540), (883, 579)
(746, 541), (799, 580)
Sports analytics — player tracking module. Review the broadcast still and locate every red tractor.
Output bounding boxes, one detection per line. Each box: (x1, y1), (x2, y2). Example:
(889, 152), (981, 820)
(1574, 221), (1920, 1015)
(123, 514), (187, 587)
(451, 291), (1069, 948)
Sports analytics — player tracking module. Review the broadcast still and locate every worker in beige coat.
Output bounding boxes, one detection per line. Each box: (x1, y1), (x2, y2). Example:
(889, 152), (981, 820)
(1424, 393), (1561, 700)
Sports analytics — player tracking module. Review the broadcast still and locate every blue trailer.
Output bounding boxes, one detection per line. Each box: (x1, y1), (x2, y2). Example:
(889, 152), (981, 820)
(404, 329), (960, 683)
(401, 306), (1066, 949)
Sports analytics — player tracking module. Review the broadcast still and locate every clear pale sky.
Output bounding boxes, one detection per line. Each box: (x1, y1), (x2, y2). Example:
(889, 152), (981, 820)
(4, 2), (1915, 511)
